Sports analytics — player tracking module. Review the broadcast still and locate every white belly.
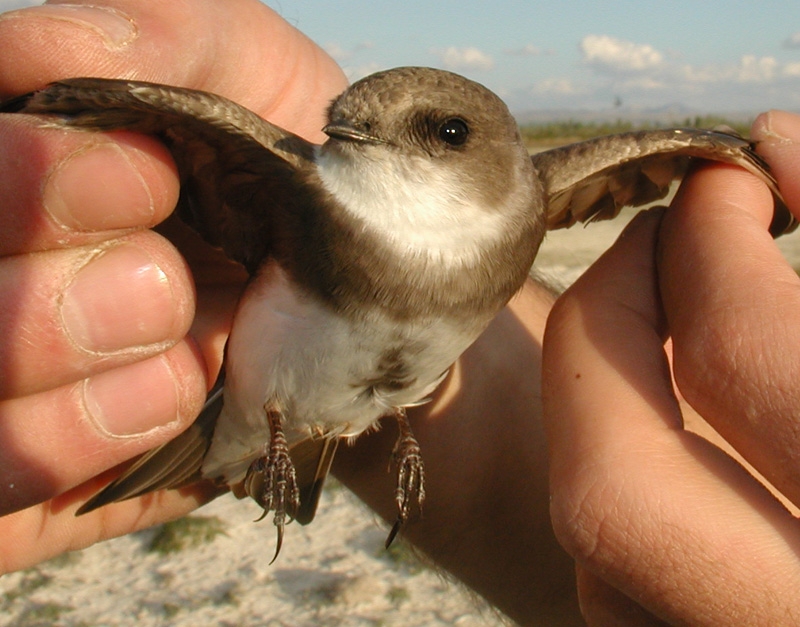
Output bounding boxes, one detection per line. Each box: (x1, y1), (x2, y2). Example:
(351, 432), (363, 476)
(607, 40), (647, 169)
(201, 262), (476, 483)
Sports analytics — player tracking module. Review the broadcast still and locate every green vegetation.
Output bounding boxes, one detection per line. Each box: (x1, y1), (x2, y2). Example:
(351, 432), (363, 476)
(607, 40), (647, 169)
(162, 603), (181, 619)
(387, 585), (410, 605)
(380, 538), (424, 574)
(520, 115), (752, 148)
(2, 569), (52, 606)
(42, 550), (81, 569)
(145, 515), (227, 555)
(12, 602), (74, 625)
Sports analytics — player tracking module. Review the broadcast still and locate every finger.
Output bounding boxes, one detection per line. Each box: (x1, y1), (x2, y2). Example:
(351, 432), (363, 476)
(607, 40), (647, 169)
(0, 0), (347, 254)
(0, 229), (195, 399)
(0, 0), (349, 566)
(543, 209), (800, 625)
(575, 566), (669, 627)
(0, 0), (347, 369)
(0, 340), (206, 515)
(752, 110), (800, 213)
(0, 0), (347, 140)
(658, 158), (800, 506)
(0, 119), (179, 254)
(0, 0), (347, 368)
(0, 479), (220, 575)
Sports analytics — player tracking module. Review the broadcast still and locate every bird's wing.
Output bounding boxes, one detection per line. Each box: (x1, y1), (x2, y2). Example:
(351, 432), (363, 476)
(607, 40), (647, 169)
(532, 128), (795, 237)
(75, 365), (339, 523)
(0, 77), (318, 272)
(1, 79), (340, 519)
(74, 369), (226, 515)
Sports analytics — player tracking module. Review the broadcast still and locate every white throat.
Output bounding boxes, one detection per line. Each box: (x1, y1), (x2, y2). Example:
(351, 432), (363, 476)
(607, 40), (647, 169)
(315, 146), (509, 266)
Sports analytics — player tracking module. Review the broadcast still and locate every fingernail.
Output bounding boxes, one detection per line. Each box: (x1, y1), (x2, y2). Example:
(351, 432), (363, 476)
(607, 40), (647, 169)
(44, 141), (155, 231)
(1, 4), (137, 49)
(61, 244), (177, 353)
(82, 355), (180, 436)
(752, 110), (800, 144)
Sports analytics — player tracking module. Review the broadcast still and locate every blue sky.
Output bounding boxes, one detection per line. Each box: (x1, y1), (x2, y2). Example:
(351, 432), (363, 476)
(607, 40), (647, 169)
(266, 0), (800, 115)
(2, 1), (800, 114)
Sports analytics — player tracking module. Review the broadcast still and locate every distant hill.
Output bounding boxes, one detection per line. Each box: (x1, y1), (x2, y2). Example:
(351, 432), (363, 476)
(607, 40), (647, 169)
(512, 105), (782, 146)
(513, 104), (763, 127)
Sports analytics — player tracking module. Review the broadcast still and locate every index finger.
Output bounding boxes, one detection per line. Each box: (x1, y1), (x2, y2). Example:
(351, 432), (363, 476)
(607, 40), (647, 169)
(0, 0), (348, 253)
(659, 117), (800, 508)
(0, 0), (346, 139)
(544, 209), (800, 625)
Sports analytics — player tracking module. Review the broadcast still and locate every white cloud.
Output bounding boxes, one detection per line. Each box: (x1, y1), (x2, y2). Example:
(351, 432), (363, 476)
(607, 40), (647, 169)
(519, 33), (800, 113)
(784, 32), (800, 49)
(531, 78), (579, 95)
(505, 44), (550, 57)
(736, 55), (778, 82)
(619, 76), (666, 90)
(323, 41), (379, 81)
(680, 63), (722, 83)
(324, 42), (352, 62)
(581, 35), (663, 72)
(679, 55), (779, 84)
(323, 41), (374, 62)
(343, 62), (382, 82)
(432, 46), (494, 71)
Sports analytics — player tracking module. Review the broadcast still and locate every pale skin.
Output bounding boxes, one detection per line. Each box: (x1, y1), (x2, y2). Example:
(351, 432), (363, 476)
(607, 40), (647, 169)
(2, 2), (800, 626)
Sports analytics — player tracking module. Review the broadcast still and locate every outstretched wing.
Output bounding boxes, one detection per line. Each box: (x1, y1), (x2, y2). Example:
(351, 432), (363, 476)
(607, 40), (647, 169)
(1, 77), (319, 272)
(532, 128), (795, 237)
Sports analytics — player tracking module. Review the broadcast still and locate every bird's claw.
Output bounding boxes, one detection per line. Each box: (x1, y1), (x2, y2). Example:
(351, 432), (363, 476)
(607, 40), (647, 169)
(244, 411), (299, 562)
(386, 409), (425, 547)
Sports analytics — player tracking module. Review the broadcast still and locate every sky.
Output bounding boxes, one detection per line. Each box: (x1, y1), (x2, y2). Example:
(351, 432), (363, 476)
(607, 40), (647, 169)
(2, 1), (800, 115)
(263, 0), (800, 115)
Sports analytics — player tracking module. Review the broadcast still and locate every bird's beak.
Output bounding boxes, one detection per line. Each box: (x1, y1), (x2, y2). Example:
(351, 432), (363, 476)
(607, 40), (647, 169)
(323, 122), (385, 144)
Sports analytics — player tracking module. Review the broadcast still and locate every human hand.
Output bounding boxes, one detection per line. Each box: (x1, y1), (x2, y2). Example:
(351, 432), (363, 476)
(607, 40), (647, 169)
(0, 0), (346, 573)
(543, 110), (800, 625)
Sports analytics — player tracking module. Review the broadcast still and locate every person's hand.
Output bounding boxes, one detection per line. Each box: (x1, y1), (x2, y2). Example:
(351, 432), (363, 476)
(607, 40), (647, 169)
(543, 109), (800, 625)
(0, 0), (347, 573)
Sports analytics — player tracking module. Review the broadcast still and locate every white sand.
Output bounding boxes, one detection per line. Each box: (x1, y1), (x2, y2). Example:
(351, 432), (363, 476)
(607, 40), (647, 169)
(1, 487), (511, 626)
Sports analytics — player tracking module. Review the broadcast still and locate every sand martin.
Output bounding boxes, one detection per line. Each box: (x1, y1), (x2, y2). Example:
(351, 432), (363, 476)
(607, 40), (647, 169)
(2, 67), (792, 559)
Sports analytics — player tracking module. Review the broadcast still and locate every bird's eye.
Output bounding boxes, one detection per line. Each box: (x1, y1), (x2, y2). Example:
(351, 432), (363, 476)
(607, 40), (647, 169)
(437, 118), (469, 146)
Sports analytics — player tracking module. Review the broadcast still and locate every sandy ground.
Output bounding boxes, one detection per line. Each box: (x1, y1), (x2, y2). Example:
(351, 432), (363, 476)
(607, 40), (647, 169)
(3, 200), (800, 627)
(0, 485), (511, 627)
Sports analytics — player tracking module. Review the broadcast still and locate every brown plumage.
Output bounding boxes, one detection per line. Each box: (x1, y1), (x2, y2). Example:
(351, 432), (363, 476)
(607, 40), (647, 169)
(1, 68), (792, 559)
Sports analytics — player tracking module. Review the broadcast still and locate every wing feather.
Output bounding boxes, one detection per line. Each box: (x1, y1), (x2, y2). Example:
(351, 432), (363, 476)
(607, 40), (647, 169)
(532, 128), (795, 237)
(75, 370), (225, 515)
(1, 77), (318, 271)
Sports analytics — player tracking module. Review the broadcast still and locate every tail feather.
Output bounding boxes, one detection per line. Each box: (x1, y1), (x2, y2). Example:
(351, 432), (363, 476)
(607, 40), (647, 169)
(76, 365), (341, 526)
(293, 437), (340, 525)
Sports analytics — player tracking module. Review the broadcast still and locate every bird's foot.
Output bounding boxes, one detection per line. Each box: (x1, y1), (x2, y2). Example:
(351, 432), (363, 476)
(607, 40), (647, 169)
(244, 410), (299, 563)
(386, 408), (425, 548)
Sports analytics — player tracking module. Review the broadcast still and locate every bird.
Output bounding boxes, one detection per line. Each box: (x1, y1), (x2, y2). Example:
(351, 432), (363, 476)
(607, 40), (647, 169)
(1, 67), (792, 560)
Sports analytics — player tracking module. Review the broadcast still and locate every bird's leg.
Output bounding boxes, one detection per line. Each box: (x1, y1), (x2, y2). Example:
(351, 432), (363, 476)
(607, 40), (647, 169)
(244, 408), (300, 563)
(385, 408), (425, 547)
